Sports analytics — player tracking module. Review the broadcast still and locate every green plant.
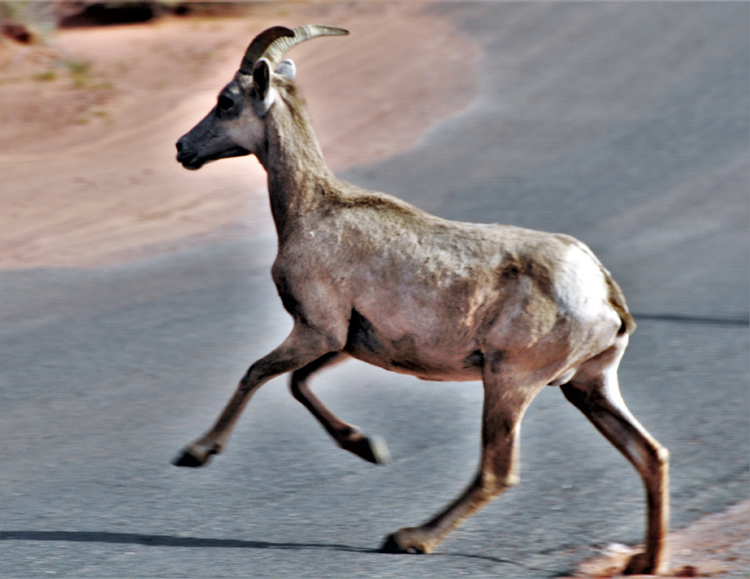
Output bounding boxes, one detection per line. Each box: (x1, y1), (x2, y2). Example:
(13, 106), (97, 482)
(33, 69), (56, 81)
(65, 59), (90, 88)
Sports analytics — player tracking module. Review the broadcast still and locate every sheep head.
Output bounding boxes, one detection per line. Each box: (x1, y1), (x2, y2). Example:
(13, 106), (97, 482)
(176, 25), (348, 170)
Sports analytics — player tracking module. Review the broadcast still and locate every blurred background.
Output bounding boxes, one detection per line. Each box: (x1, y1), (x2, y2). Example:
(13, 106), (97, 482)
(1, 2), (748, 577)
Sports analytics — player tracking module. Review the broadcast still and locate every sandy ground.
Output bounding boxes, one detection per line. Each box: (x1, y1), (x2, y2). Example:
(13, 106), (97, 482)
(568, 500), (749, 578)
(0, 5), (747, 577)
(0, 2), (476, 268)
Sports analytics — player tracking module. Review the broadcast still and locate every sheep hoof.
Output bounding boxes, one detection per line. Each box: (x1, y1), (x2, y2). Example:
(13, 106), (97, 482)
(379, 529), (427, 554)
(623, 551), (661, 575)
(171, 442), (218, 468)
(360, 435), (392, 466)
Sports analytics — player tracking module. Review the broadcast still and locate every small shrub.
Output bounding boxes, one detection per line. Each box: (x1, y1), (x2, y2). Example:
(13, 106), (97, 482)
(65, 59), (90, 88)
(33, 70), (56, 82)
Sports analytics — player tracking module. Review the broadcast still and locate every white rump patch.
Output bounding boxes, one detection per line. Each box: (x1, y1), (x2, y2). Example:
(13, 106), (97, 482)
(554, 243), (610, 322)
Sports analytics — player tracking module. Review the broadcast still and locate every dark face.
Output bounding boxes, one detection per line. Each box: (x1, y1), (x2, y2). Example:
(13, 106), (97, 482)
(175, 77), (263, 170)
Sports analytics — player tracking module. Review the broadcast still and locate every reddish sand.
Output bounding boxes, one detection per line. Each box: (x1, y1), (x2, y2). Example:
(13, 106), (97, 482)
(0, 3), (476, 268)
(566, 500), (749, 578)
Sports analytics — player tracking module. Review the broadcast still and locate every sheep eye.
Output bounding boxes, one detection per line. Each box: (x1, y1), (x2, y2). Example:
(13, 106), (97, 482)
(218, 95), (234, 111)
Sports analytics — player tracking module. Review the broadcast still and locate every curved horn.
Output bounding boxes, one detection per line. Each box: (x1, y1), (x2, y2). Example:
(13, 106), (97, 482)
(239, 26), (296, 74)
(260, 25), (349, 71)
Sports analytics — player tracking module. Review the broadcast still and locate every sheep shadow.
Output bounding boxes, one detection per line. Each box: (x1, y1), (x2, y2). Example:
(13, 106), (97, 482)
(0, 530), (530, 568)
(0, 530), (368, 553)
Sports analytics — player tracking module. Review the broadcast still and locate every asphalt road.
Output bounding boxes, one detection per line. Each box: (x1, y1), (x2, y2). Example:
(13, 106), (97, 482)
(1, 3), (748, 578)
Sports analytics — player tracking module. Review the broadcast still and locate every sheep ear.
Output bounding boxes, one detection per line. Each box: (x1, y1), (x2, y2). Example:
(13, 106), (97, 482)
(253, 58), (276, 116)
(253, 58), (271, 101)
(275, 59), (296, 81)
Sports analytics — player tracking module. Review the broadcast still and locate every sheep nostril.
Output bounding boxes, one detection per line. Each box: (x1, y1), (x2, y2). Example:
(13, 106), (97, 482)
(176, 141), (183, 153)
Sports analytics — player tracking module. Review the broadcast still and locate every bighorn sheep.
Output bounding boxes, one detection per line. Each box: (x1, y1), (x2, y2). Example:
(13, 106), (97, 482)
(173, 25), (670, 575)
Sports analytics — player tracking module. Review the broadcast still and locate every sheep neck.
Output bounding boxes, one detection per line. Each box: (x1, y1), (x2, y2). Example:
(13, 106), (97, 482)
(257, 97), (334, 244)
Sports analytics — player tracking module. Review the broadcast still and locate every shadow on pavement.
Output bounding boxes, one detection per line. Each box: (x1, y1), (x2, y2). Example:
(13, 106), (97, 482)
(1, 530), (543, 570)
(0, 530), (371, 553)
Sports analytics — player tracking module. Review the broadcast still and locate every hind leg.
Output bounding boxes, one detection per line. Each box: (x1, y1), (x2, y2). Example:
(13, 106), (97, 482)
(381, 359), (545, 553)
(561, 335), (669, 575)
(290, 352), (391, 465)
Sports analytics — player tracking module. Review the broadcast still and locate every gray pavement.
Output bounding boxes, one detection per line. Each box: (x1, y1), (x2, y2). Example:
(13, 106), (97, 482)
(1, 3), (748, 578)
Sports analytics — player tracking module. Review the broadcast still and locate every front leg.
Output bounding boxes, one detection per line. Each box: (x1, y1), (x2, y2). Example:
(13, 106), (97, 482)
(172, 323), (341, 468)
(290, 352), (391, 465)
